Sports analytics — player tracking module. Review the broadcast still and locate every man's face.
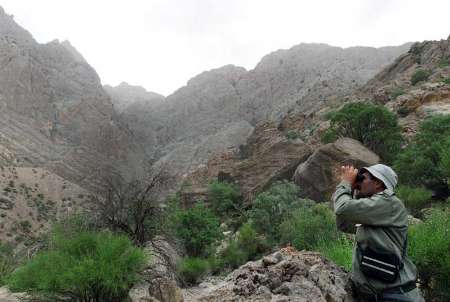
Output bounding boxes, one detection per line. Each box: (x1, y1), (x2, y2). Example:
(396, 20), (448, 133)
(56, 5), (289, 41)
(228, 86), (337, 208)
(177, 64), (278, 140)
(354, 172), (383, 199)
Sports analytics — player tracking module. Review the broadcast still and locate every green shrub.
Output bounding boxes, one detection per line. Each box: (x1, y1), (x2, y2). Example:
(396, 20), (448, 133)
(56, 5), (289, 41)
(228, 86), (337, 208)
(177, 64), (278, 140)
(7, 228), (146, 301)
(279, 203), (338, 250)
(286, 130), (300, 140)
(442, 77), (450, 85)
(391, 87), (405, 99)
(316, 235), (353, 272)
(208, 181), (242, 219)
(438, 57), (449, 68)
(236, 222), (268, 260)
(216, 241), (248, 271)
(394, 115), (450, 198)
(0, 242), (17, 286)
(171, 202), (222, 257)
(411, 69), (431, 85)
(396, 106), (410, 117)
(177, 257), (209, 285)
(408, 208), (450, 300)
(396, 186), (432, 215)
(248, 181), (312, 243)
(321, 102), (403, 163)
(213, 222), (269, 272)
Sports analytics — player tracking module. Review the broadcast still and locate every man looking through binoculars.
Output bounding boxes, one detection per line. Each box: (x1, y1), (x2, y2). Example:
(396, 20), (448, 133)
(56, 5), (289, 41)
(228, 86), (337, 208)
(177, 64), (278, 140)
(332, 164), (424, 302)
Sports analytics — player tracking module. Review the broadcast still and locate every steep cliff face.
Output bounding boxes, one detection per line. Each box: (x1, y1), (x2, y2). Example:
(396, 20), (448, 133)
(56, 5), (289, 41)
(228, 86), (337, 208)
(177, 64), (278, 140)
(0, 7), (145, 189)
(131, 43), (411, 152)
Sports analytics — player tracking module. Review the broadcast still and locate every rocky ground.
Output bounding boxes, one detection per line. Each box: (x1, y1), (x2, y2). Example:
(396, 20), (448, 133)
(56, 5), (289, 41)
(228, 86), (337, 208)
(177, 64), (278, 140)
(182, 247), (353, 302)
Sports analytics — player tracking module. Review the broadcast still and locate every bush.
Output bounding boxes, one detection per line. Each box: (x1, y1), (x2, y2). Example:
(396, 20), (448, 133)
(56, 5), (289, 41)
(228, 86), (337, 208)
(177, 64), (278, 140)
(286, 130), (300, 140)
(279, 203), (338, 250)
(442, 77), (450, 85)
(408, 208), (450, 300)
(248, 181), (312, 243)
(438, 57), (449, 68)
(411, 69), (431, 85)
(391, 87), (405, 99)
(216, 241), (248, 271)
(0, 242), (17, 286)
(236, 222), (268, 260)
(321, 102), (403, 163)
(394, 115), (450, 198)
(171, 202), (222, 257)
(208, 181), (242, 219)
(7, 228), (147, 302)
(396, 186), (433, 215)
(212, 222), (269, 272)
(316, 235), (353, 272)
(177, 257), (209, 285)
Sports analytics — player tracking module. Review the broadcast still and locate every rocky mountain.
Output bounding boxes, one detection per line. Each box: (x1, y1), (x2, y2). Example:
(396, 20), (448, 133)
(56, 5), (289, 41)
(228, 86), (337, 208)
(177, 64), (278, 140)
(104, 82), (164, 113)
(355, 36), (450, 138)
(119, 42), (411, 199)
(0, 7), (146, 189)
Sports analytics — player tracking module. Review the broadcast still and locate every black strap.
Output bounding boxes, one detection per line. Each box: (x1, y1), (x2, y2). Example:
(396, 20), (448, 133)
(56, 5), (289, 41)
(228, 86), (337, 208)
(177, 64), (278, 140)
(384, 281), (416, 294)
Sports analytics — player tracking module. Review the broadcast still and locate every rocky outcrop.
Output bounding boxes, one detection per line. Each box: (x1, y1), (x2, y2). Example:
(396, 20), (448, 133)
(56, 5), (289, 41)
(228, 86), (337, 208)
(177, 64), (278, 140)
(293, 138), (379, 202)
(352, 36), (450, 138)
(180, 120), (313, 205)
(183, 247), (354, 302)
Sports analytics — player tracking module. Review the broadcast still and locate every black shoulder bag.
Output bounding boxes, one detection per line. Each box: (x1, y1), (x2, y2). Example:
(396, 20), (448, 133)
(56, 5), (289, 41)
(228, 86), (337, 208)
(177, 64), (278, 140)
(359, 236), (407, 283)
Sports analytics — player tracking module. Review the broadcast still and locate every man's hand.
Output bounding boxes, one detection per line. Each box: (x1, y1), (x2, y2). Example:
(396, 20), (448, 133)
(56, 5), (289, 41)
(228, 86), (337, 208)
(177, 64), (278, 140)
(340, 165), (358, 185)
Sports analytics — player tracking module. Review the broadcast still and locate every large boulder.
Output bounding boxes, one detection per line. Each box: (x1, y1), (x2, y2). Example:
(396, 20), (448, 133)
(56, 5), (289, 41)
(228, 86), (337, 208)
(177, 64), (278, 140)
(183, 248), (354, 302)
(293, 138), (379, 202)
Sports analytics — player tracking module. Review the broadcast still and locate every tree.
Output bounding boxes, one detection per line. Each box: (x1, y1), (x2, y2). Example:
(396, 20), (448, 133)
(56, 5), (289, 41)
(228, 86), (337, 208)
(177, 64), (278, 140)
(91, 169), (170, 246)
(394, 115), (450, 198)
(170, 202), (222, 258)
(322, 102), (403, 163)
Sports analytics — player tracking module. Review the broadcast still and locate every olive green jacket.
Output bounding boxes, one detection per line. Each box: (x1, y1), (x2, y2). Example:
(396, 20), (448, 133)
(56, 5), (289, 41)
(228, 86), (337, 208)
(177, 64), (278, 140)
(332, 181), (421, 299)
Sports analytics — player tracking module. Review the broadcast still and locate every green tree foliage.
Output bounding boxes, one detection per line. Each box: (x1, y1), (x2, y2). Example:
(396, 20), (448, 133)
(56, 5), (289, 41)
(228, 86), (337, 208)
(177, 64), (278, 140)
(411, 69), (431, 85)
(208, 181), (243, 220)
(396, 185), (432, 215)
(279, 203), (339, 250)
(171, 202), (222, 257)
(321, 102), (403, 163)
(177, 257), (210, 285)
(408, 208), (450, 300)
(394, 115), (450, 197)
(248, 181), (313, 243)
(7, 226), (146, 302)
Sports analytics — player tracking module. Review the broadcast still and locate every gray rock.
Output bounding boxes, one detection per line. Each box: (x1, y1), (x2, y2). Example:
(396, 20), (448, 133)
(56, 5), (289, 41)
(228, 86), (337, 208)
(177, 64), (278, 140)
(0, 195), (13, 209)
(183, 249), (354, 302)
(293, 138), (379, 202)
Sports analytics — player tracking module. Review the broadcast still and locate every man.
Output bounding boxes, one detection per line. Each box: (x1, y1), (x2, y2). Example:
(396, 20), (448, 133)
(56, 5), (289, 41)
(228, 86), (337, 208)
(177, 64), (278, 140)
(332, 164), (424, 302)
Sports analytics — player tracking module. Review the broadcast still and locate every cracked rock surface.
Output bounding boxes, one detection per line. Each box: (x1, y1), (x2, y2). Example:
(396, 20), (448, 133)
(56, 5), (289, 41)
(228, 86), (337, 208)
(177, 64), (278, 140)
(183, 248), (354, 302)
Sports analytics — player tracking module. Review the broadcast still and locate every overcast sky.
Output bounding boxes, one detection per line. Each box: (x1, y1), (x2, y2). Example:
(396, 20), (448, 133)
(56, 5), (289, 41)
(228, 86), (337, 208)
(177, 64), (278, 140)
(2, 0), (450, 96)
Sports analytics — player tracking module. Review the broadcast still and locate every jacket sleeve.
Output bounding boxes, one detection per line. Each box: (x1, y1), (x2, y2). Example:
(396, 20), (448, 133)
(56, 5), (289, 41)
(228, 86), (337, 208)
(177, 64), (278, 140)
(332, 181), (403, 227)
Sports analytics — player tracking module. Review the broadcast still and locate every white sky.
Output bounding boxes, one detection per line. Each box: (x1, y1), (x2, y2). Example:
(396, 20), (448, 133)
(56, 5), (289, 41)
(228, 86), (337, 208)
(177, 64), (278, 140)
(2, 0), (450, 96)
